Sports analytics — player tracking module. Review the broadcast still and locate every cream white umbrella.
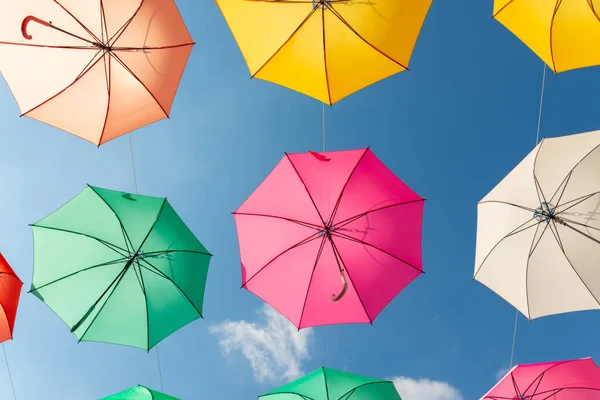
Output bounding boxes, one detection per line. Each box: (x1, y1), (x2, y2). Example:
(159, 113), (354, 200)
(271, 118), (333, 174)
(474, 129), (600, 320)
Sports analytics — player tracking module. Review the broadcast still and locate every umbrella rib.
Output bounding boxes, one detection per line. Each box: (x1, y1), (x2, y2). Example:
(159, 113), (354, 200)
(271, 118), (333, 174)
(136, 258), (204, 318)
(107, 0), (146, 46)
(233, 211), (321, 230)
(135, 198), (168, 254)
(548, 0), (562, 74)
(328, 148), (370, 224)
(548, 172), (572, 209)
(100, 0), (107, 44)
(243, 233), (322, 287)
(333, 198), (425, 230)
(109, 51), (169, 118)
(477, 200), (537, 214)
(285, 153), (327, 225)
(297, 237), (327, 328)
(259, 393), (315, 400)
(327, 5), (408, 70)
(72, 263), (130, 336)
(54, 0), (102, 43)
(97, 51), (112, 146)
(250, 8), (318, 79)
(321, 7), (333, 106)
(556, 191), (600, 213)
(329, 237), (372, 324)
(473, 217), (539, 280)
(322, 367), (330, 400)
(21, 50), (103, 117)
(29, 257), (130, 293)
(0, 42), (97, 50)
(492, 0), (516, 18)
(31, 224), (129, 257)
(111, 43), (196, 52)
(136, 259), (150, 351)
(551, 142), (600, 204)
(87, 185), (136, 251)
(331, 230), (422, 274)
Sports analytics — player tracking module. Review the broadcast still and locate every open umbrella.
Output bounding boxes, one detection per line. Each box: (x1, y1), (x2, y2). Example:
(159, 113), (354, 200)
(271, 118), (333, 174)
(493, 0), (600, 73)
(481, 357), (600, 399)
(260, 367), (401, 399)
(30, 185), (212, 350)
(215, 0), (432, 105)
(234, 148), (424, 328)
(0, 0), (194, 145)
(101, 385), (178, 400)
(475, 129), (600, 319)
(0, 254), (22, 343)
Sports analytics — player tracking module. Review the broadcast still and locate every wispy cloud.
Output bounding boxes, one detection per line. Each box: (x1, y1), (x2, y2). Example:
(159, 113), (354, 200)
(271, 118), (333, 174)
(210, 305), (313, 384)
(392, 376), (464, 400)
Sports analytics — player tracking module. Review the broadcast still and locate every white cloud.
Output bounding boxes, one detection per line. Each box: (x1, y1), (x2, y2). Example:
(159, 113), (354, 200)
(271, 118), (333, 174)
(209, 305), (313, 384)
(392, 377), (463, 400)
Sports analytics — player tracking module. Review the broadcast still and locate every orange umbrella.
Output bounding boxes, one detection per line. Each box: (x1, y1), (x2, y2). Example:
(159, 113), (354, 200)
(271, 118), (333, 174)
(0, 0), (194, 145)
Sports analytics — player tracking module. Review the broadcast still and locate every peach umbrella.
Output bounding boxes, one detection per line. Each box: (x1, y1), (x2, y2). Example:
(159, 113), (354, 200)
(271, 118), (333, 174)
(0, 0), (194, 145)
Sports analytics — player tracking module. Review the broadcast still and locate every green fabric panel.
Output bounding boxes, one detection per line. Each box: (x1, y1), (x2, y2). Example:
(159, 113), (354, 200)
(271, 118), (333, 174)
(263, 368), (327, 399)
(346, 382), (401, 400)
(323, 368), (385, 400)
(31, 258), (126, 331)
(78, 267), (147, 349)
(32, 186), (128, 252)
(100, 385), (180, 400)
(141, 252), (210, 314)
(141, 267), (200, 348)
(90, 186), (166, 250)
(31, 226), (126, 290)
(140, 200), (209, 254)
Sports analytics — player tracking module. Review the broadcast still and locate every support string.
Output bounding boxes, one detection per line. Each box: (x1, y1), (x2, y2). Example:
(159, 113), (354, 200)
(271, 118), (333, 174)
(2, 343), (16, 400)
(509, 63), (547, 369)
(128, 133), (163, 390)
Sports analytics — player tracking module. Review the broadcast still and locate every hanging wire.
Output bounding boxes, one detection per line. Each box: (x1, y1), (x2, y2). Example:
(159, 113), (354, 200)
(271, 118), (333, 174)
(509, 63), (547, 370)
(128, 133), (164, 391)
(2, 343), (16, 400)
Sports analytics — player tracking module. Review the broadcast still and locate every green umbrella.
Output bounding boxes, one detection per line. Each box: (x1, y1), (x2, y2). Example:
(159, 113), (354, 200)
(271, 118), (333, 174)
(260, 367), (402, 400)
(100, 385), (179, 399)
(30, 185), (212, 351)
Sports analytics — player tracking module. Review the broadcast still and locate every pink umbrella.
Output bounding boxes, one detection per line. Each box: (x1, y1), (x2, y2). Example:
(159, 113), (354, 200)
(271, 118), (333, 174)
(482, 358), (600, 399)
(233, 148), (425, 329)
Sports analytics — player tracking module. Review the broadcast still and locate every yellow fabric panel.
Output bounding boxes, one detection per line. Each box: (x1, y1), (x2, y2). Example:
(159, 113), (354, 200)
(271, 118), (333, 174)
(331, 0), (432, 67)
(255, 10), (330, 104)
(214, 0), (312, 74)
(324, 10), (405, 104)
(494, 0), (557, 70)
(493, 0), (514, 16)
(552, 0), (600, 72)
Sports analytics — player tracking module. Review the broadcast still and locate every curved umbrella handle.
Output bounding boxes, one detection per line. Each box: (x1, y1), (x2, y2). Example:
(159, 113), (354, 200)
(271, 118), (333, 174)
(331, 273), (348, 302)
(21, 16), (50, 40)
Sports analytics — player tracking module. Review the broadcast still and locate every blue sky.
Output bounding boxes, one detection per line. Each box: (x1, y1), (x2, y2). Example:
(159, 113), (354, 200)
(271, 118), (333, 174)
(1, 0), (600, 399)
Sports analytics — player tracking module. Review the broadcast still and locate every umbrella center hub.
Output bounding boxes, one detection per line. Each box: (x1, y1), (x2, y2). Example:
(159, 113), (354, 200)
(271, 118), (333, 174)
(534, 202), (557, 223)
(319, 221), (334, 237)
(312, 0), (331, 9)
(94, 41), (112, 51)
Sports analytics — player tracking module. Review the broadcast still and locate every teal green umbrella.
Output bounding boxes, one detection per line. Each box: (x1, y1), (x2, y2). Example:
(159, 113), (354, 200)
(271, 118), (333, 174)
(100, 385), (179, 399)
(30, 185), (212, 351)
(260, 367), (402, 400)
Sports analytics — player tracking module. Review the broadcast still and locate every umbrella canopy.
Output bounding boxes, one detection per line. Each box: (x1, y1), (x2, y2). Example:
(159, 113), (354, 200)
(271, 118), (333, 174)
(260, 367), (401, 400)
(30, 185), (212, 351)
(493, 0), (600, 73)
(0, 254), (22, 343)
(0, 0), (194, 145)
(234, 148), (424, 328)
(475, 129), (600, 319)
(215, 0), (432, 105)
(101, 385), (178, 400)
(481, 357), (600, 399)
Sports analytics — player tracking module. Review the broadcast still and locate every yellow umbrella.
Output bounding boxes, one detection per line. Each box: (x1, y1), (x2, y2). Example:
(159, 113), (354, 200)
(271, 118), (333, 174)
(494, 0), (600, 73)
(215, 0), (432, 105)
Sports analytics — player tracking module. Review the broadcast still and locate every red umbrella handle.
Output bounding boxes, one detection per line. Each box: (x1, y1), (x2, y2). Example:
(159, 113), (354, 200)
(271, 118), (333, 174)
(332, 273), (348, 302)
(21, 16), (50, 40)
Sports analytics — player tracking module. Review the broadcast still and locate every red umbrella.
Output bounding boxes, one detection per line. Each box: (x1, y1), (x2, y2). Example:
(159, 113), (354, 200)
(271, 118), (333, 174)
(233, 148), (425, 328)
(482, 358), (600, 399)
(0, 254), (22, 342)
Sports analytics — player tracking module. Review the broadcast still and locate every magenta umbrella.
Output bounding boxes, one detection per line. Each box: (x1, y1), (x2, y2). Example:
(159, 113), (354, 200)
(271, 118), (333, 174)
(482, 358), (600, 399)
(233, 148), (425, 329)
